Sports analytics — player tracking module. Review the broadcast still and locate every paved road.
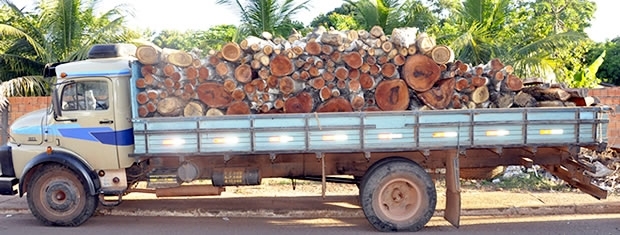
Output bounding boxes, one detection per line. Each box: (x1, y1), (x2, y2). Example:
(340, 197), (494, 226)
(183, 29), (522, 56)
(1, 213), (619, 234)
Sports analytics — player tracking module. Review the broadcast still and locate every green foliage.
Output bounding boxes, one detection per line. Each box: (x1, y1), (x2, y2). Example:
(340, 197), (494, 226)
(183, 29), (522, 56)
(151, 25), (240, 52)
(216, 0), (309, 37)
(344, 0), (437, 34)
(586, 38), (620, 85)
(0, 0), (139, 97)
(571, 50), (605, 88)
(311, 12), (361, 31)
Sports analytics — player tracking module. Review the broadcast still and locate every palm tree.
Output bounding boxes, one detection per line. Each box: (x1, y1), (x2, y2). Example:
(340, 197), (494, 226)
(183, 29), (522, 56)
(441, 0), (587, 83)
(216, 0), (310, 37)
(344, 0), (436, 34)
(442, 0), (512, 65)
(0, 0), (139, 97)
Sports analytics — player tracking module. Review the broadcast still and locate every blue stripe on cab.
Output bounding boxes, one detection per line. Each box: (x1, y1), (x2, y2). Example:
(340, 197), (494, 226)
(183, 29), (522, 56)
(57, 127), (134, 146)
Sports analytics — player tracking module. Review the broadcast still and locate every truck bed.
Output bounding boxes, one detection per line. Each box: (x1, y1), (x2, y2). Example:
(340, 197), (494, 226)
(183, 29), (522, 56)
(131, 107), (609, 156)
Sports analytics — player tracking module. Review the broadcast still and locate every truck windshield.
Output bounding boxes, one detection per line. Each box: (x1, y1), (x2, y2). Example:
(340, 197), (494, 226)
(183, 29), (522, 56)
(61, 81), (109, 111)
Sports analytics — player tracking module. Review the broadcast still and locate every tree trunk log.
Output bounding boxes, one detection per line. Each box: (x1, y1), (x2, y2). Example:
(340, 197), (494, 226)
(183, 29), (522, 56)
(284, 92), (314, 113)
(196, 82), (233, 108)
(136, 44), (162, 65)
(270, 54), (294, 77)
(375, 79), (410, 111)
(226, 101), (251, 115)
(402, 54), (441, 92)
(234, 64), (253, 83)
(418, 78), (455, 110)
(221, 42), (242, 62)
(157, 97), (184, 116)
(316, 97), (353, 112)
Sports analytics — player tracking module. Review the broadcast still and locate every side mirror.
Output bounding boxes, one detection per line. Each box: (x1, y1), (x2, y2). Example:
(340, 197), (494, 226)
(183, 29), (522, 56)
(52, 87), (62, 119)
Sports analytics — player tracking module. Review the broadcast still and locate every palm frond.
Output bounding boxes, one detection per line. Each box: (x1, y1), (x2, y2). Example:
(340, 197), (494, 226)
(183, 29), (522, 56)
(0, 76), (49, 97)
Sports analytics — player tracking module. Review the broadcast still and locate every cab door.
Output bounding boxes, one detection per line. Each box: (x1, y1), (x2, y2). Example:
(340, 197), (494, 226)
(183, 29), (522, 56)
(50, 77), (124, 169)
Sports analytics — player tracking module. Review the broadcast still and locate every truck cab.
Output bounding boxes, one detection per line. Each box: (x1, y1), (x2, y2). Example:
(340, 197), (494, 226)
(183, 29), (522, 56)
(0, 44), (137, 225)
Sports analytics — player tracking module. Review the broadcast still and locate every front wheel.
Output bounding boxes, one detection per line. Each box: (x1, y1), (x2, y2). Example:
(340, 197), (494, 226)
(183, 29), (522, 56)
(27, 164), (98, 226)
(360, 159), (436, 232)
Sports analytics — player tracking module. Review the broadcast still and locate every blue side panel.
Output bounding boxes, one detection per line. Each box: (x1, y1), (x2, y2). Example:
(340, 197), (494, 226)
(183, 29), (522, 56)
(527, 124), (576, 144)
(418, 126), (470, 147)
(134, 134), (146, 154)
(419, 112), (469, 123)
(308, 114), (361, 151)
(149, 133), (198, 153)
(364, 114), (415, 149)
(418, 112), (470, 147)
(147, 120), (197, 130)
(254, 131), (306, 151)
(200, 132), (252, 153)
(473, 125), (523, 145)
(579, 125), (594, 143)
(474, 112), (522, 122)
(199, 118), (251, 129)
(254, 116), (306, 151)
(528, 110), (576, 121)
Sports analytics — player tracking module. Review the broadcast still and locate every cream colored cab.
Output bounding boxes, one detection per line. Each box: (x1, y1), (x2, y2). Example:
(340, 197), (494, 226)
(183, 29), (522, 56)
(51, 77), (119, 169)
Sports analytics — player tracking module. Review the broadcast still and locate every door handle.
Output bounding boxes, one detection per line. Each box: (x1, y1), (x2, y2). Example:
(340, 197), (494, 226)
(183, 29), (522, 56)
(99, 120), (114, 124)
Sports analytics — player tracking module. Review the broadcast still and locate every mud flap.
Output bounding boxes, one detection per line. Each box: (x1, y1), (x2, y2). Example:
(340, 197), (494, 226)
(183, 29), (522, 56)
(444, 153), (461, 228)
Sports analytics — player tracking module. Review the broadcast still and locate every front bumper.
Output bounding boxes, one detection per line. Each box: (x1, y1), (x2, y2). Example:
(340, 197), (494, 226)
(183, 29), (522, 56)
(0, 145), (17, 195)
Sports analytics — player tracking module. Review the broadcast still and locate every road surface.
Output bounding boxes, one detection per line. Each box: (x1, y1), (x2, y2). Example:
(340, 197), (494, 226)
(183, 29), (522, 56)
(1, 213), (619, 234)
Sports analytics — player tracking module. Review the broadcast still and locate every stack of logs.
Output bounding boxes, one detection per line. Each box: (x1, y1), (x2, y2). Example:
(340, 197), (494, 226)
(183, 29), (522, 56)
(134, 26), (596, 117)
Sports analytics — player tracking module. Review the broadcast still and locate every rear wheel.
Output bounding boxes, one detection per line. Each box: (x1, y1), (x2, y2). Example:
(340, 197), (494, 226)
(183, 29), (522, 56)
(360, 159), (436, 232)
(27, 164), (98, 226)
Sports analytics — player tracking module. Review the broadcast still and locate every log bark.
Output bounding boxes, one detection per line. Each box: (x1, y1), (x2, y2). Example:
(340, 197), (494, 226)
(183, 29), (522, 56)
(402, 54), (441, 92)
(375, 79), (410, 111)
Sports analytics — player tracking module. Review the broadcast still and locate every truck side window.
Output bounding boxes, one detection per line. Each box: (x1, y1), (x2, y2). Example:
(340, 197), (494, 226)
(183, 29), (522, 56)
(61, 81), (109, 111)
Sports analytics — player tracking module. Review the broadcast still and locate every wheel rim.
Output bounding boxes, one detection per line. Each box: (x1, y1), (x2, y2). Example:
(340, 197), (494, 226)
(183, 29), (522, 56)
(373, 177), (423, 223)
(45, 182), (79, 212)
(35, 175), (85, 219)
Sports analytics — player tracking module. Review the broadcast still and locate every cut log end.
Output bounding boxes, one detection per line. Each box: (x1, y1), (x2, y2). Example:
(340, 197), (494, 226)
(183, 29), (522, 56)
(375, 79), (410, 111)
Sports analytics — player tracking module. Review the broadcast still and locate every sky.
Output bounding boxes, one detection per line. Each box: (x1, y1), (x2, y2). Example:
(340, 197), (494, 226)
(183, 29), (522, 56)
(9, 0), (620, 42)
